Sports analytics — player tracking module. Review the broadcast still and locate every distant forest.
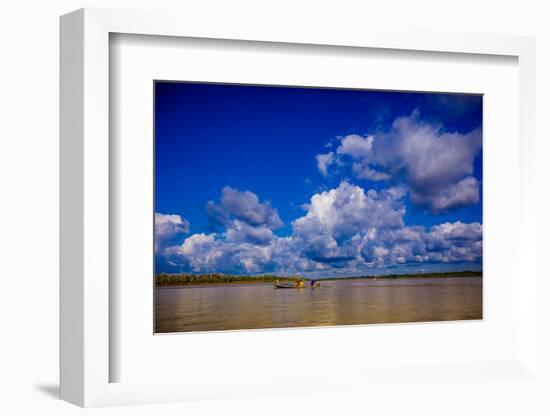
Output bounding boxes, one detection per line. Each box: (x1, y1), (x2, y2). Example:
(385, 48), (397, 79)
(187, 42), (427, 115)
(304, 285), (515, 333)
(155, 270), (482, 286)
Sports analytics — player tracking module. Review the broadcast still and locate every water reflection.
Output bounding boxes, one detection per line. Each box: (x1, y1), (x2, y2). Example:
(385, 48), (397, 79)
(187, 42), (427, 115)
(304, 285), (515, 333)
(155, 277), (482, 333)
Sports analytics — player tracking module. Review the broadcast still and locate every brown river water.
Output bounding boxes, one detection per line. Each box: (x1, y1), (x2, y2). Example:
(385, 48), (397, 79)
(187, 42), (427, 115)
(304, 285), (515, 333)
(155, 277), (482, 333)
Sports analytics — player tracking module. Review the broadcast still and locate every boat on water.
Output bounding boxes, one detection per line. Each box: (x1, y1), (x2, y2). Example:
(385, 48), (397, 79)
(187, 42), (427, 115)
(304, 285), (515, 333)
(273, 282), (301, 289)
(273, 280), (319, 289)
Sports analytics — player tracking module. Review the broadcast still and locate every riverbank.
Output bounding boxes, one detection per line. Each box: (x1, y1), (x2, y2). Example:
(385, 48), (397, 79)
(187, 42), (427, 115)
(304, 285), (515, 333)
(324, 271), (482, 282)
(155, 271), (482, 287)
(155, 274), (301, 287)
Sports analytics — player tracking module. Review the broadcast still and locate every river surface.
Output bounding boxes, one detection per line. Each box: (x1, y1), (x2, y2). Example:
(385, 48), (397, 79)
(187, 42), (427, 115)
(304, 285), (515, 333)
(155, 277), (482, 333)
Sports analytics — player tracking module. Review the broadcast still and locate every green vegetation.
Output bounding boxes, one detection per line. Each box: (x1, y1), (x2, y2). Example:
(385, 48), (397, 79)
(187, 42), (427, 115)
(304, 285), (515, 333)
(155, 270), (481, 286)
(155, 273), (304, 286)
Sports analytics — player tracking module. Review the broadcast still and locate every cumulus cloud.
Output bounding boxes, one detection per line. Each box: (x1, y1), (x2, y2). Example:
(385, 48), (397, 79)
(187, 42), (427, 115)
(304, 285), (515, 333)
(207, 186), (283, 230)
(352, 162), (391, 181)
(225, 220), (275, 245)
(161, 188), (293, 274)
(163, 231), (320, 275)
(423, 221), (482, 262)
(155, 213), (190, 251)
(293, 182), (405, 262)
(157, 183), (482, 275)
(289, 183), (481, 269)
(315, 111), (482, 212)
(336, 134), (374, 159)
(377, 113), (481, 205)
(316, 151), (334, 177)
(359, 221), (482, 267)
(410, 176), (480, 213)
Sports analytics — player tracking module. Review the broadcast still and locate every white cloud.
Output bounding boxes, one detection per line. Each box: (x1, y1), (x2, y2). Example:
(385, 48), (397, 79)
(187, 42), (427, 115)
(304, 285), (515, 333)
(155, 213), (190, 236)
(161, 189), (304, 274)
(207, 186), (282, 229)
(428, 221), (482, 244)
(315, 151), (334, 177)
(336, 134), (374, 159)
(352, 162), (391, 181)
(166, 233), (229, 272)
(164, 231), (316, 275)
(225, 220), (275, 245)
(292, 182), (405, 263)
(410, 176), (480, 213)
(379, 113), (481, 198)
(155, 213), (190, 251)
(179, 233), (215, 256)
(157, 184), (482, 275)
(315, 111), (482, 212)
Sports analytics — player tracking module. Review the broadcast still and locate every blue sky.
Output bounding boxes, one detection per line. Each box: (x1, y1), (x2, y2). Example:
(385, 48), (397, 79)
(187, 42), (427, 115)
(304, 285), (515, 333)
(155, 82), (482, 277)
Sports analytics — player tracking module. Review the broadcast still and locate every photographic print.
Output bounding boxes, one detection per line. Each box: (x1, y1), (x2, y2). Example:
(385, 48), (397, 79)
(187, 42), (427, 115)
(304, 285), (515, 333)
(154, 82), (482, 333)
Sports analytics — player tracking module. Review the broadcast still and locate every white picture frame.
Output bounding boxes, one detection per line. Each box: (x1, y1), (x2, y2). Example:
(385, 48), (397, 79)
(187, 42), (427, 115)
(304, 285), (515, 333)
(60, 7), (538, 408)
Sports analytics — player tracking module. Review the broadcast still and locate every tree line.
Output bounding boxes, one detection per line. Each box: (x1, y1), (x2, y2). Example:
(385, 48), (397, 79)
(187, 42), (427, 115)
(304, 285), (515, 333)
(155, 273), (304, 286)
(155, 270), (481, 286)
